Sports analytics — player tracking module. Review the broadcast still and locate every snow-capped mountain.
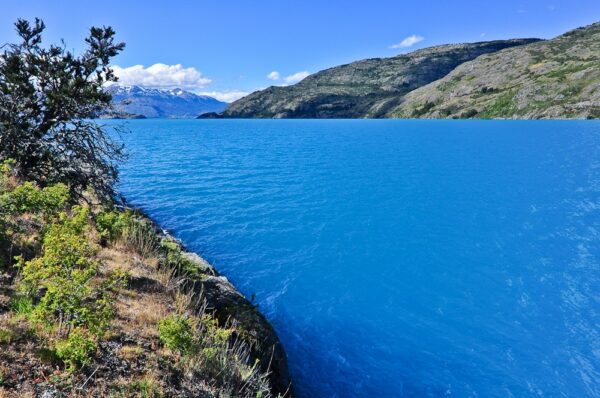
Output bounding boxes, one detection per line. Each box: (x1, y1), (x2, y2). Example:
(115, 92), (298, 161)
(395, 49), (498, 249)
(104, 85), (227, 118)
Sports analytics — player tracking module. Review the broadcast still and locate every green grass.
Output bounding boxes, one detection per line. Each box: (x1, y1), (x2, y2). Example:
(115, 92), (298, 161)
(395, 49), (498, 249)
(545, 63), (590, 82)
(0, 328), (15, 344)
(480, 91), (519, 118)
(10, 295), (34, 317)
(120, 377), (163, 398)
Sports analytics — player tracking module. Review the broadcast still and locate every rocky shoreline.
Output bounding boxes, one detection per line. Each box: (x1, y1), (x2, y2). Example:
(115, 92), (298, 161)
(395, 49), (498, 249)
(144, 214), (293, 396)
(0, 192), (292, 397)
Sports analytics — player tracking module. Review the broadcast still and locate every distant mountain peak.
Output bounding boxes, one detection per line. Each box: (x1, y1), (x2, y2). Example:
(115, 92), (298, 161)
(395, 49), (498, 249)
(103, 84), (227, 118)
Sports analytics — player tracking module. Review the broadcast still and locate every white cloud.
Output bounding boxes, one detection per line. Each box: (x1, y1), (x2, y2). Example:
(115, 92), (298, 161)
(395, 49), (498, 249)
(267, 71), (280, 80)
(390, 34), (424, 49)
(112, 63), (212, 90)
(198, 90), (250, 103)
(284, 71), (310, 84)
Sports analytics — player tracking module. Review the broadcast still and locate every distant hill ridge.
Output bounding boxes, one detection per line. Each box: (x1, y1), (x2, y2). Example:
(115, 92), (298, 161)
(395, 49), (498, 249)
(103, 85), (227, 119)
(218, 21), (600, 119)
(388, 21), (600, 119)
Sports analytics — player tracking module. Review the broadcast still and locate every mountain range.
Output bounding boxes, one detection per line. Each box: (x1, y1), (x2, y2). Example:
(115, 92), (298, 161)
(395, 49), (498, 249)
(218, 21), (600, 119)
(102, 85), (227, 119)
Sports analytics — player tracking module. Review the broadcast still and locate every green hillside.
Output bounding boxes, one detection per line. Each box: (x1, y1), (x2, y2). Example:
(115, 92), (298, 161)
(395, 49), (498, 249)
(222, 40), (540, 118)
(389, 22), (600, 119)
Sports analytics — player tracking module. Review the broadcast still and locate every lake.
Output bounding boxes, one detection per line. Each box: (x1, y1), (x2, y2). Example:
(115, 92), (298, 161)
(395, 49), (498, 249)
(113, 119), (600, 397)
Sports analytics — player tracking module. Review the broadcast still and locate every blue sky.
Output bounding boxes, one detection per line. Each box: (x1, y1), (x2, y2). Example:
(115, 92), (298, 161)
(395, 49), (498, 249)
(1, 0), (599, 101)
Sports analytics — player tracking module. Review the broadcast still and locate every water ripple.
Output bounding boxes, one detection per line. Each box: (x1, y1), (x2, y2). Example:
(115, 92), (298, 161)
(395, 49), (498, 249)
(114, 119), (600, 398)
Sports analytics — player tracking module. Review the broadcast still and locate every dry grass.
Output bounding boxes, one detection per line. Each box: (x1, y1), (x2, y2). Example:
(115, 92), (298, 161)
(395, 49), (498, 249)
(98, 243), (174, 340)
(0, 388), (34, 398)
(116, 373), (165, 398)
(98, 246), (158, 278)
(114, 292), (170, 340)
(118, 345), (143, 361)
(0, 200), (281, 397)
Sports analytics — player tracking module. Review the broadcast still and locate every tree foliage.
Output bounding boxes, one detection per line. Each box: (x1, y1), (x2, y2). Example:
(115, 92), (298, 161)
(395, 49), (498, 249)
(0, 18), (126, 201)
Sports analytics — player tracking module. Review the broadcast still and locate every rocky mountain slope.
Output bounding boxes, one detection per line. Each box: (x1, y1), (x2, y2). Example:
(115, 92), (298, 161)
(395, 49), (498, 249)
(221, 39), (540, 118)
(220, 21), (600, 119)
(387, 22), (600, 119)
(104, 85), (227, 118)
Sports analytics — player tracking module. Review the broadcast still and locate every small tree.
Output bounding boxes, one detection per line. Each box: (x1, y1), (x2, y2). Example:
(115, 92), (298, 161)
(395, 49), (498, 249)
(0, 18), (126, 201)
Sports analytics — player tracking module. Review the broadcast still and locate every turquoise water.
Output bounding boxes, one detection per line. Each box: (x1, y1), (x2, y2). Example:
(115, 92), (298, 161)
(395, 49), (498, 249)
(114, 119), (600, 397)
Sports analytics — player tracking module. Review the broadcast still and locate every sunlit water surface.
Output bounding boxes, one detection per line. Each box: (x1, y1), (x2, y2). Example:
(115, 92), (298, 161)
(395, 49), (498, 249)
(113, 119), (600, 397)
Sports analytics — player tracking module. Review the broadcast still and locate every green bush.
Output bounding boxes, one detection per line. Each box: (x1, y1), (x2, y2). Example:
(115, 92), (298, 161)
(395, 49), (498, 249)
(16, 204), (125, 372)
(95, 209), (134, 242)
(0, 181), (69, 218)
(55, 327), (97, 371)
(0, 162), (70, 249)
(18, 207), (101, 332)
(158, 314), (196, 356)
(0, 159), (15, 191)
(96, 210), (160, 260)
(198, 314), (234, 370)
(157, 311), (272, 396)
(411, 101), (436, 117)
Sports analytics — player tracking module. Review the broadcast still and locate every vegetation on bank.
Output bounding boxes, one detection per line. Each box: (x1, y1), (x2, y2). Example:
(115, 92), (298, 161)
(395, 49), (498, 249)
(0, 18), (287, 397)
(0, 161), (277, 396)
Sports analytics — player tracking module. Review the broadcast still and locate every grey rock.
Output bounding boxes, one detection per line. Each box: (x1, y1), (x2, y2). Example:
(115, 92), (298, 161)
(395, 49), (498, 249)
(222, 21), (600, 120)
(389, 21), (600, 119)
(222, 39), (540, 118)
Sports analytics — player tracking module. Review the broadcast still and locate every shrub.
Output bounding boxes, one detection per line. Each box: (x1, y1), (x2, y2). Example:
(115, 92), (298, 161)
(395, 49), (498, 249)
(95, 209), (134, 242)
(158, 314), (196, 356)
(411, 101), (436, 117)
(123, 217), (159, 258)
(17, 204), (125, 370)
(0, 162), (71, 268)
(198, 314), (235, 372)
(96, 209), (160, 260)
(18, 207), (101, 332)
(0, 159), (15, 191)
(55, 327), (97, 371)
(0, 181), (69, 217)
(0, 167), (70, 242)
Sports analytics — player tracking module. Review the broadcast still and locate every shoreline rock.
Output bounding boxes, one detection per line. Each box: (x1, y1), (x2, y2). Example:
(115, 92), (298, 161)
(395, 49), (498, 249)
(141, 213), (293, 396)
